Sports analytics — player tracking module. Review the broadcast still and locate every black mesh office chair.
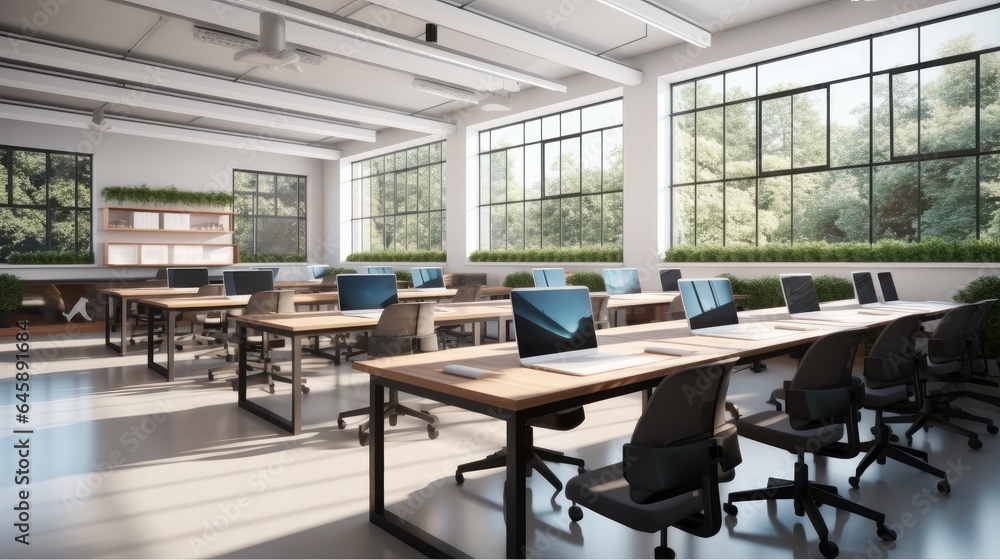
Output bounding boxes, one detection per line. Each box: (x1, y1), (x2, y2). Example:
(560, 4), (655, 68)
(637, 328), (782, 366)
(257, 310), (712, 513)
(724, 329), (897, 559)
(850, 313), (950, 492)
(565, 358), (740, 559)
(337, 302), (439, 446)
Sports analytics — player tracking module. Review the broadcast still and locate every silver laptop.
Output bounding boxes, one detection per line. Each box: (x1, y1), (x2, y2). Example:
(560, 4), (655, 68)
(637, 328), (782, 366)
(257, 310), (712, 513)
(875, 271), (954, 309)
(780, 273), (886, 323)
(603, 268), (648, 299)
(511, 287), (663, 376)
(411, 267), (445, 291)
(852, 271), (933, 312)
(678, 278), (807, 340)
(532, 268), (566, 287)
(337, 273), (398, 318)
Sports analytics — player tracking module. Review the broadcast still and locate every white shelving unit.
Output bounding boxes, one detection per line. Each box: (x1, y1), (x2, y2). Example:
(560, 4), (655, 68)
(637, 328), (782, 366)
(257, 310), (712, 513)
(101, 206), (236, 266)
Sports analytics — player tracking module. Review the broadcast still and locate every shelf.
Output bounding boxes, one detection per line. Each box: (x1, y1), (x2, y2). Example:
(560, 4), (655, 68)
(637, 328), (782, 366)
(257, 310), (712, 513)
(102, 206), (233, 233)
(104, 243), (238, 266)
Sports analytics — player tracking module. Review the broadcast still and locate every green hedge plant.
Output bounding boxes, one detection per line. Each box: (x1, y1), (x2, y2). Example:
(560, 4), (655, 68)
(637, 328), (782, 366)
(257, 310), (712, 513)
(346, 250), (446, 263)
(718, 273), (853, 310)
(470, 247), (623, 263)
(239, 253), (307, 263)
(322, 267), (357, 277)
(954, 275), (1000, 358)
(503, 271), (534, 288)
(102, 185), (234, 207)
(5, 251), (95, 265)
(665, 239), (1000, 263)
(567, 271), (605, 292)
(0, 273), (25, 313)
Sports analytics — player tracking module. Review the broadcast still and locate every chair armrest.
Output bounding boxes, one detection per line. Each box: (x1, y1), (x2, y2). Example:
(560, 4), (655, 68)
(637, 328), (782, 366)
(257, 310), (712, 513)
(623, 439), (718, 504)
(926, 334), (970, 359)
(785, 385), (853, 428)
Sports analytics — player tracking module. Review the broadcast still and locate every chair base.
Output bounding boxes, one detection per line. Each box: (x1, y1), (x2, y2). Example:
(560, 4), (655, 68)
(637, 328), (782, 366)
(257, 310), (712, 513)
(850, 424), (949, 491)
(337, 389), (437, 446)
(455, 445), (585, 492)
(725, 457), (895, 558)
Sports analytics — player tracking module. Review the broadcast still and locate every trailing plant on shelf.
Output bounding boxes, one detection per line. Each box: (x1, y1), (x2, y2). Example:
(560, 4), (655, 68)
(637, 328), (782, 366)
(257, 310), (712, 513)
(102, 185), (234, 207)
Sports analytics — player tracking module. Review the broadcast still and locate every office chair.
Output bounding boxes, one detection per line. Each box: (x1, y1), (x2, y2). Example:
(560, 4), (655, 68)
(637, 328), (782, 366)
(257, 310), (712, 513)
(887, 301), (998, 449)
(207, 291), (297, 388)
(565, 358), (740, 559)
(850, 313), (950, 492)
(174, 284), (226, 349)
(437, 284), (483, 347)
(337, 302), (439, 446)
(724, 329), (897, 559)
(664, 296), (685, 321)
(590, 293), (611, 330)
(240, 290), (309, 394)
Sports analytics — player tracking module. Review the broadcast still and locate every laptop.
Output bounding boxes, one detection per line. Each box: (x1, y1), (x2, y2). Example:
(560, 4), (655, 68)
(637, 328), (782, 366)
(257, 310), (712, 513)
(366, 266), (394, 275)
(532, 268), (566, 287)
(659, 268), (682, 292)
(308, 265), (329, 279)
(252, 267), (280, 280)
(678, 278), (806, 340)
(222, 269), (274, 301)
(603, 268), (647, 299)
(876, 271), (952, 309)
(411, 267), (445, 290)
(780, 273), (885, 323)
(166, 267), (209, 289)
(852, 271), (931, 311)
(511, 287), (664, 376)
(337, 273), (398, 317)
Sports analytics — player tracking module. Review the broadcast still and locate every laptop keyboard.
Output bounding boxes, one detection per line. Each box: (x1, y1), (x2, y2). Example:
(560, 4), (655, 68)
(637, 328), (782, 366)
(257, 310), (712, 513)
(529, 352), (661, 376)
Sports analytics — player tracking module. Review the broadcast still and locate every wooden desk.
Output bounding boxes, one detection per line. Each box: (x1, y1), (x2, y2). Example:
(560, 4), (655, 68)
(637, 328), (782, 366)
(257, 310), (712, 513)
(100, 287), (200, 355)
(232, 301), (516, 434)
(353, 305), (929, 559)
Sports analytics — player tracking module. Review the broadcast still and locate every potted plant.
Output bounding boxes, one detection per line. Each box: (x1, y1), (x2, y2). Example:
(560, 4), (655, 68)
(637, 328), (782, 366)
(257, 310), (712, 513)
(0, 273), (25, 328)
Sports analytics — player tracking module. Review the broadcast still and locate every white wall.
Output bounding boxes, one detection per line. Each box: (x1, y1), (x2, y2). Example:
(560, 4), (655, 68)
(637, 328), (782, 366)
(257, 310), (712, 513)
(0, 119), (326, 281)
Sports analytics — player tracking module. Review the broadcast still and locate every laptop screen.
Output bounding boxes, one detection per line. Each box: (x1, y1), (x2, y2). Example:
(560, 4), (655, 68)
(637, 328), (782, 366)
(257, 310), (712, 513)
(659, 268), (682, 291)
(878, 272), (899, 301)
(308, 265), (329, 279)
(411, 267), (445, 289)
(678, 278), (740, 330)
(252, 267), (280, 280)
(532, 268), (566, 287)
(223, 270), (275, 296)
(167, 267), (209, 289)
(603, 268), (641, 295)
(780, 274), (822, 314)
(366, 266), (394, 275)
(337, 274), (398, 312)
(511, 287), (597, 360)
(852, 272), (879, 305)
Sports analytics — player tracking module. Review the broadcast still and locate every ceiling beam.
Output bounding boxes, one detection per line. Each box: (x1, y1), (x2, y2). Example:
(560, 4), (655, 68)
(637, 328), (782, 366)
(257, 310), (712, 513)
(362, 0), (643, 86)
(115, 0), (567, 93)
(0, 67), (377, 142)
(0, 103), (342, 160)
(0, 37), (455, 135)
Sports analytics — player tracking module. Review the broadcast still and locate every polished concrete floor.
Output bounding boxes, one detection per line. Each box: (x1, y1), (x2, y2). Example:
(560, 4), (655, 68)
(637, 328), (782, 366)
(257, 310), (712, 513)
(2, 327), (999, 558)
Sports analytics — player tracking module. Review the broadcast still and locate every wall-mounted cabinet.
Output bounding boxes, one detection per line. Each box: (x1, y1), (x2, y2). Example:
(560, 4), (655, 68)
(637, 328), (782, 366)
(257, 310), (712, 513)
(101, 206), (236, 266)
(102, 206), (233, 233)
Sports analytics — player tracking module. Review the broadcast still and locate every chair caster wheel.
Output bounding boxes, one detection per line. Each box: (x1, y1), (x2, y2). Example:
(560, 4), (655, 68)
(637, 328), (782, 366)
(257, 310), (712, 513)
(988, 425), (999, 435)
(937, 480), (950, 493)
(969, 438), (983, 450)
(848, 476), (860, 489)
(654, 545), (676, 559)
(302, 385), (310, 394)
(208, 372), (215, 381)
(389, 415), (398, 427)
(876, 456), (886, 465)
(427, 425), (438, 440)
(568, 505), (583, 522)
(359, 429), (370, 447)
(723, 503), (738, 516)
(819, 540), (839, 558)
(455, 472), (465, 484)
(877, 524), (897, 542)
(337, 418), (346, 430)
(577, 466), (587, 474)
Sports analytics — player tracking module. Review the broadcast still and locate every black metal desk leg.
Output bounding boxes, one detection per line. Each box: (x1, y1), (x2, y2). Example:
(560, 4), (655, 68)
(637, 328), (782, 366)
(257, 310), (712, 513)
(291, 336), (302, 435)
(506, 411), (529, 559)
(370, 380), (386, 519)
(238, 325), (248, 401)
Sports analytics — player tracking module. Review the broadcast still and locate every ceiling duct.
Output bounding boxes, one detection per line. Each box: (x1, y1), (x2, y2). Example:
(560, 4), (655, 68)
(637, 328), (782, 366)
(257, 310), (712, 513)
(233, 12), (302, 70)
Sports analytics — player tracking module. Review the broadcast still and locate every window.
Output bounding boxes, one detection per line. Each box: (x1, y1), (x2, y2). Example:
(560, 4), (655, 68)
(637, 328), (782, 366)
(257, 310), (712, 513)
(350, 141), (446, 253)
(479, 98), (623, 250)
(0, 146), (92, 260)
(670, 5), (1000, 246)
(233, 170), (306, 257)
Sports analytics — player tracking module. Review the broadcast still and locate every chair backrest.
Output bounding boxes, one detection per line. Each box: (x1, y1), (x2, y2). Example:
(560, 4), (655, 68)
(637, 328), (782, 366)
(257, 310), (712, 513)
(785, 329), (865, 440)
(590, 294), (610, 329)
(864, 314), (923, 389)
(666, 296), (685, 321)
(450, 284), (483, 303)
(624, 358), (739, 503)
(196, 284), (225, 297)
(368, 302), (437, 357)
(244, 290), (283, 315)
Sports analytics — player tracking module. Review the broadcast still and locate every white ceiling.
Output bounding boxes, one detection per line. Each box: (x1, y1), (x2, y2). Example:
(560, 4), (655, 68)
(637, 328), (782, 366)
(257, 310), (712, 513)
(0, 0), (828, 158)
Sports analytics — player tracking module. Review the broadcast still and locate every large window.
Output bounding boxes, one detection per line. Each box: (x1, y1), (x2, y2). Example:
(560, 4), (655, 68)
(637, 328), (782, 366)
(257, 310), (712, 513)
(478, 98), (624, 250)
(350, 141), (446, 253)
(670, 6), (1000, 247)
(233, 170), (306, 257)
(0, 146), (92, 260)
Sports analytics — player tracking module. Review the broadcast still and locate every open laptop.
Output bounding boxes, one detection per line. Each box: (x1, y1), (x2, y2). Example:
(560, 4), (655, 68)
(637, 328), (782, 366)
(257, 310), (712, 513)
(876, 271), (953, 309)
(511, 287), (664, 376)
(252, 267), (280, 281)
(366, 266), (394, 274)
(532, 268), (566, 287)
(603, 268), (648, 299)
(780, 273), (886, 323)
(411, 267), (445, 290)
(852, 271), (932, 311)
(659, 268), (682, 292)
(678, 278), (807, 340)
(222, 269), (274, 301)
(337, 273), (398, 318)
(166, 267), (209, 289)
(308, 265), (329, 279)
